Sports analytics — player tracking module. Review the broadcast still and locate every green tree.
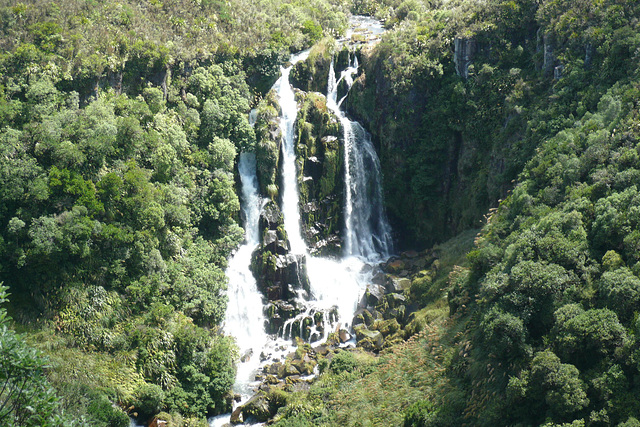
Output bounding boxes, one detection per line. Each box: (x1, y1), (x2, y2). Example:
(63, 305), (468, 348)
(0, 285), (76, 426)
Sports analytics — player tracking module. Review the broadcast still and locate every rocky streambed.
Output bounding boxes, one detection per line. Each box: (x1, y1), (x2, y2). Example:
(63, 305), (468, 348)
(226, 248), (438, 425)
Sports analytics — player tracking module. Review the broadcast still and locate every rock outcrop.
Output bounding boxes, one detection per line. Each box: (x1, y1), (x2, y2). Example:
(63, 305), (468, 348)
(254, 90), (283, 199)
(294, 91), (344, 256)
(454, 36), (476, 79)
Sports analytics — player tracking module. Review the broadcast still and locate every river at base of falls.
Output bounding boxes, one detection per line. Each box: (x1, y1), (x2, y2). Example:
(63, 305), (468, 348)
(211, 16), (390, 427)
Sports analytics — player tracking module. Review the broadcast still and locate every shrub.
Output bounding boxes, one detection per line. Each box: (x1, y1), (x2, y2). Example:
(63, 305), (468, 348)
(329, 350), (358, 374)
(87, 395), (130, 427)
(133, 383), (165, 419)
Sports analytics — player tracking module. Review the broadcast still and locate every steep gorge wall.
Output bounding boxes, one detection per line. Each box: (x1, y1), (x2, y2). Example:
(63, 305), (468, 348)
(276, 38), (516, 250)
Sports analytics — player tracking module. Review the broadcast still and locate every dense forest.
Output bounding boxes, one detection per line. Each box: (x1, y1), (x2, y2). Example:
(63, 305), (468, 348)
(1, 0), (640, 426)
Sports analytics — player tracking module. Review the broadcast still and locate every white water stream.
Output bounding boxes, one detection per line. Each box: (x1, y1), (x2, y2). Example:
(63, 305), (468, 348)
(223, 152), (267, 398)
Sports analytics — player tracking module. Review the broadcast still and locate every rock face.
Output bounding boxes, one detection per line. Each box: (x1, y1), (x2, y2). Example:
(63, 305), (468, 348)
(542, 32), (556, 76)
(454, 37), (476, 79)
(250, 201), (310, 333)
(254, 90), (283, 199)
(290, 38), (336, 95)
(294, 91), (344, 256)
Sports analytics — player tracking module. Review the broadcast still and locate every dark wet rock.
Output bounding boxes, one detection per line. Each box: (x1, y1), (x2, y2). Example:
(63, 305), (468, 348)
(265, 301), (300, 335)
(403, 250), (419, 258)
(454, 36), (476, 80)
(386, 293), (407, 308)
(413, 258), (427, 269)
(263, 230), (289, 255)
(374, 318), (401, 337)
(259, 201), (284, 235)
(252, 251), (310, 303)
(241, 392), (271, 422)
(240, 349), (253, 363)
(266, 285), (282, 301)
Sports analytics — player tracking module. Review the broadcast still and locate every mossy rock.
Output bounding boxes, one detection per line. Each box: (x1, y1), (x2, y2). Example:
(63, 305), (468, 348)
(290, 37), (337, 94)
(353, 325), (384, 351)
(292, 358), (317, 375)
(374, 318), (401, 337)
(279, 362), (301, 378)
(293, 89), (344, 255)
(254, 90), (282, 198)
(241, 392), (272, 422)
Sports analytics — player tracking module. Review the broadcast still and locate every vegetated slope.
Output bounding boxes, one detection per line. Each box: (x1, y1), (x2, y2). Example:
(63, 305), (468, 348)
(266, 0), (640, 426)
(349, 0), (640, 249)
(439, 82), (640, 426)
(0, 0), (349, 425)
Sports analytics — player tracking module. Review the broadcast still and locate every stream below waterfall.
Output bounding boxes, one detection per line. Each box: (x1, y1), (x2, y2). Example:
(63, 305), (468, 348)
(211, 16), (390, 427)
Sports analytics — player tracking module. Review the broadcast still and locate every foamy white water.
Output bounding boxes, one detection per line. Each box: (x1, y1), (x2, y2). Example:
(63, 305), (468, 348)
(223, 152), (267, 397)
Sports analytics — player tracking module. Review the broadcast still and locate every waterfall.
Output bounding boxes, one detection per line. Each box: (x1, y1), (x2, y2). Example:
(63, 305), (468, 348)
(223, 152), (267, 397)
(326, 57), (394, 261)
(274, 51), (393, 338)
(215, 17), (392, 425)
(276, 52), (310, 255)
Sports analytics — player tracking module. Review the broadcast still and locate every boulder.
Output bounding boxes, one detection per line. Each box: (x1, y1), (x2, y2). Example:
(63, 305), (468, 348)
(386, 293), (407, 308)
(291, 358), (316, 375)
(265, 362), (282, 376)
(371, 272), (390, 287)
(354, 325), (384, 351)
(314, 344), (331, 356)
(413, 258), (427, 269)
(252, 251), (310, 302)
(280, 362), (301, 378)
(352, 308), (375, 328)
(386, 259), (405, 274)
(230, 406), (244, 424)
(402, 250), (419, 258)
(387, 278), (411, 293)
(241, 392), (271, 422)
(374, 318), (401, 337)
(388, 305), (406, 322)
(240, 349), (253, 363)
(338, 329), (351, 343)
(360, 284), (385, 307)
(259, 201), (284, 234)
(263, 230), (288, 255)
(265, 301), (299, 335)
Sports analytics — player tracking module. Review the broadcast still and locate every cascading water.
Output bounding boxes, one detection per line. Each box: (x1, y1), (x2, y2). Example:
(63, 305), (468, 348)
(277, 51), (311, 255)
(275, 50), (393, 343)
(222, 152), (267, 397)
(327, 57), (393, 261)
(213, 16), (392, 426)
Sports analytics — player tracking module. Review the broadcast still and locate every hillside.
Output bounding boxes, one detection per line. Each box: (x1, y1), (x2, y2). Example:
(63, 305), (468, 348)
(1, 0), (640, 426)
(0, 0), (348, 425)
